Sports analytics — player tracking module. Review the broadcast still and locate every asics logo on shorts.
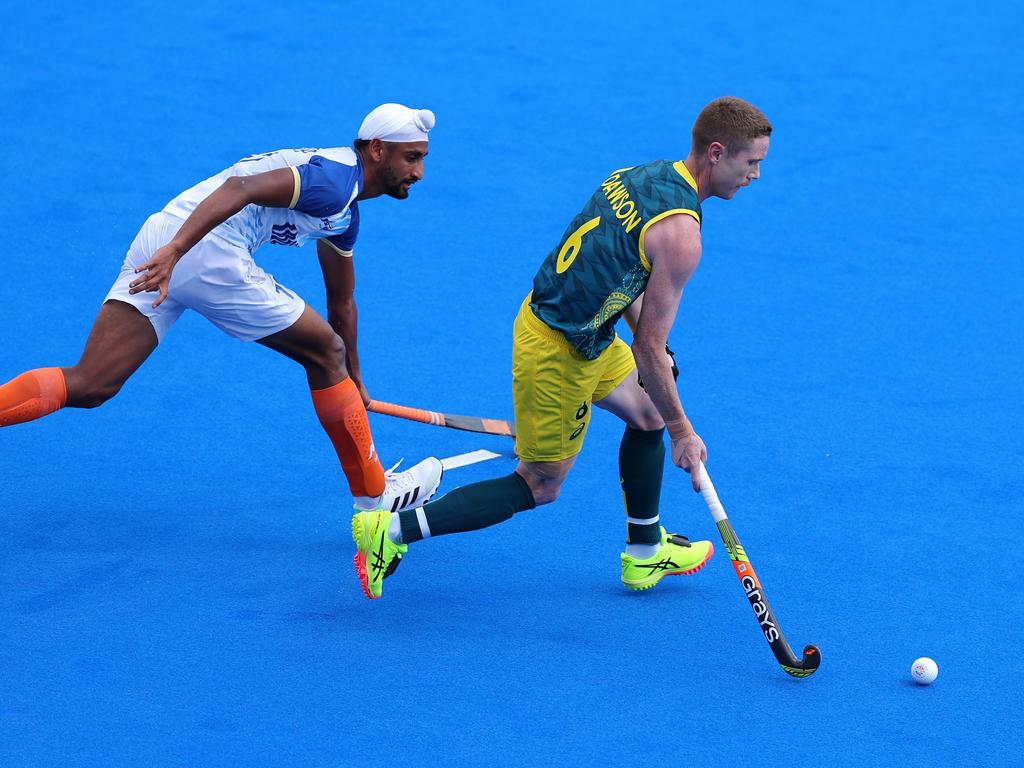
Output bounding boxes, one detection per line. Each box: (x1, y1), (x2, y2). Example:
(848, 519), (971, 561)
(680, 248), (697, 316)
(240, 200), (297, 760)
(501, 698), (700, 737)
(569, 401), (589, 440)
(270, 223), (298, 245)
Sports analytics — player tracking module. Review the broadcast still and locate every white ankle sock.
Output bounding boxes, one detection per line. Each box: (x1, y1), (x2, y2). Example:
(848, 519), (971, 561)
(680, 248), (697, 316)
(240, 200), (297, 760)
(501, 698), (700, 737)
(353, 494), (380, 510)
(625, 543), (660, 559)
(387, 513), (403, 545)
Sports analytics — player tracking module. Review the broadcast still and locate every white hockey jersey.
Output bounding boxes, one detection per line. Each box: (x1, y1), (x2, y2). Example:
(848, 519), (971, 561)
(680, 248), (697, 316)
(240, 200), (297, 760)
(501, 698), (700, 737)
(162, 146), (362, 255)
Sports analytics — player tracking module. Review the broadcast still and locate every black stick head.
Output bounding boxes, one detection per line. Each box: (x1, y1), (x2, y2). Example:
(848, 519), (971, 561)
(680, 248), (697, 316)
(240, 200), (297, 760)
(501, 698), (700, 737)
(781, 645), (821, 678)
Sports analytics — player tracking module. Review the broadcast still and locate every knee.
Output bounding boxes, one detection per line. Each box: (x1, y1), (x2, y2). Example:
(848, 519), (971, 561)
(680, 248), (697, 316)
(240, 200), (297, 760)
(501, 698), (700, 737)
(325, 332), (346, 372)
(65, 370), (121, 409)
(328, 332), (345, 360)
(78, 390), (118, 408)
(531, 484), (561, 506)
(518, 470), (563, 506)
(307, 333), (347, 377)
(627, 405), (665, 432)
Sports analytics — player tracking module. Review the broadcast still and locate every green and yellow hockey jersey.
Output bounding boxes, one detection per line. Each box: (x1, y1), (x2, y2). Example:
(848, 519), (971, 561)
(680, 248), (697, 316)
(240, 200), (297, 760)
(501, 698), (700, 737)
(530, 160), (701, 360)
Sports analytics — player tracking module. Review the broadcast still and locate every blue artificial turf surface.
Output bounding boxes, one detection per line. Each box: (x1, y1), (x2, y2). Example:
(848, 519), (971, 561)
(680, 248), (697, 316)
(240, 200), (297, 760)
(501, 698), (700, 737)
(2, 2), (1023, 766)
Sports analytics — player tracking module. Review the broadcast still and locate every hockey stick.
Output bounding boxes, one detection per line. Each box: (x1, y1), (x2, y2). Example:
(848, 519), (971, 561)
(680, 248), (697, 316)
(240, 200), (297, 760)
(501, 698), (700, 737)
(368, 400), (516, 438)
(698, 463), (820, 678)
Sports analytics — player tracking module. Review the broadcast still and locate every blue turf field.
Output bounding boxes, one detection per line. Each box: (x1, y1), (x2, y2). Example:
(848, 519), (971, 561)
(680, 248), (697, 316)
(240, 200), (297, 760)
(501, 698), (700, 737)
(2, 2), (1023, 766)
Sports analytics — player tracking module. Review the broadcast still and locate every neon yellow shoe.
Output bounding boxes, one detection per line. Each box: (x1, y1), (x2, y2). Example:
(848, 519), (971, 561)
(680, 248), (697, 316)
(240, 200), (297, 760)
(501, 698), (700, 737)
(621, 528), (714, 591)
(352, 510), (408, 599)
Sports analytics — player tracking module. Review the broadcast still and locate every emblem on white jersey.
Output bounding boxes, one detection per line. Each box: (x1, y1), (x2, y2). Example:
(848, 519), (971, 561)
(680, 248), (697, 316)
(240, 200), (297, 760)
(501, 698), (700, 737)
(270, 223), (299, 245)
(320, 209), (352, 232)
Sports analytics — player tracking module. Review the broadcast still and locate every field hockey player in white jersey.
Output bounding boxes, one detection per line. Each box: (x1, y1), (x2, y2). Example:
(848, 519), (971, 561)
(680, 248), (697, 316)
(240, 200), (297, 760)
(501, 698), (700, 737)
(0, 103), (443, 519)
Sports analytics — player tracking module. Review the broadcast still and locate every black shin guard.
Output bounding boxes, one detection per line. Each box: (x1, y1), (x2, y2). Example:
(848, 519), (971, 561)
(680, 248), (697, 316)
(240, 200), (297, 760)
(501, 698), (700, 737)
(399, 472), (536, 544)
(619, 426), (666, 545)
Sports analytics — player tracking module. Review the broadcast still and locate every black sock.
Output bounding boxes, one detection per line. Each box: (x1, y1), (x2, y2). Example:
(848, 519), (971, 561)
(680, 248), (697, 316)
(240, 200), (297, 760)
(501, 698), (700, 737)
(399, 472), (536, 544)
(619, 426), (665, 545)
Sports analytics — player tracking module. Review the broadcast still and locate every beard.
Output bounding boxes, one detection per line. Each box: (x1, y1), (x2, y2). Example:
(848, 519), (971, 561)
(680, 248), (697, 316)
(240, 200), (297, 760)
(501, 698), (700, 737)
(382, 165), (411, 199)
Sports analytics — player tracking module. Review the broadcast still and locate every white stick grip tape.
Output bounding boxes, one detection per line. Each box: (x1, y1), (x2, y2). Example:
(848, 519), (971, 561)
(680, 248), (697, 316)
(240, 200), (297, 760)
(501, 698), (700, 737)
(698, 463), (728, 522)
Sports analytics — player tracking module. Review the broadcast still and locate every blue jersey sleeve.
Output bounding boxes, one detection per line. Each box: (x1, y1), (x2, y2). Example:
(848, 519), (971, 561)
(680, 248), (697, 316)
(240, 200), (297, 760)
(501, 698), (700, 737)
(326, 202), (360, 253)
(294, 156), (360, 218)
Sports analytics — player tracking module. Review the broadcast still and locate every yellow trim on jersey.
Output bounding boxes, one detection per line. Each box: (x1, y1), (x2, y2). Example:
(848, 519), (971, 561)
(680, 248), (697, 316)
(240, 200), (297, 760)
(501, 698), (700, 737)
(637, 209), (701, 271)
(672, 160), (699, 193)
(287, 166), (301, 209)
(321, 238), (353, 258)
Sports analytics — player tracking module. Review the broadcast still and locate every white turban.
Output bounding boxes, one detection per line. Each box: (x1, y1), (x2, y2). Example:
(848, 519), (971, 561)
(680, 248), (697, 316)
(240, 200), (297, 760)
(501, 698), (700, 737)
(357, 103), (435, 143)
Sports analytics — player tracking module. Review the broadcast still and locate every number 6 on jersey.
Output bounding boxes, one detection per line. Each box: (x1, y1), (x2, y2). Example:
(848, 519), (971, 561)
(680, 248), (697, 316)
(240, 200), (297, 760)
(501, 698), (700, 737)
(555, 216), (601, 273)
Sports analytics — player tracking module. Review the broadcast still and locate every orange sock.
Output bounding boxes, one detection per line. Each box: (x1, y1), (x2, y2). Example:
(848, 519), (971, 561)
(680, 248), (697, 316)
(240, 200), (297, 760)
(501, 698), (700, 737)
(0, 368), (67, 427)
(310, 378), (386, 498)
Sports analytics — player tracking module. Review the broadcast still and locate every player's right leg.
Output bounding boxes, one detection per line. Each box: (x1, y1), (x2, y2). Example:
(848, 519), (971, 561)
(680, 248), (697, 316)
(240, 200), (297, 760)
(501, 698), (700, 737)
(0, 300), (156, 425)
(593, 347), (713, 589)
(63, 300), (159, 408)
(1, 213), (184, 427)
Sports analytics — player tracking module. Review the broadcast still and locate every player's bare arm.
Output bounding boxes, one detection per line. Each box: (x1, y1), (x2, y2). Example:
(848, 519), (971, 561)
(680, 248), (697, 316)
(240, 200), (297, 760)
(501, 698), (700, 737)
(317, 239), (368, 404)
(129, 167), (297, 307)
(633, 213), (706, 489)
(623, 294), (678, 384)
(623, 293), (643, 333)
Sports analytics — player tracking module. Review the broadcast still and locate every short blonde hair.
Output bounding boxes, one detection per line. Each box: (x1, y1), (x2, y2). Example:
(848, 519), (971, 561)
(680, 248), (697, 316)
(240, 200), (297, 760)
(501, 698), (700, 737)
(692, 97), (772, 154)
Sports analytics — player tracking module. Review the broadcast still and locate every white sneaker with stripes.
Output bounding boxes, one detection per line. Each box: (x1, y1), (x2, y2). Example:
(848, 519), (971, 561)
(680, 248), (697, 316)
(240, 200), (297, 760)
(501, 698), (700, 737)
(353, 457), (443, 514)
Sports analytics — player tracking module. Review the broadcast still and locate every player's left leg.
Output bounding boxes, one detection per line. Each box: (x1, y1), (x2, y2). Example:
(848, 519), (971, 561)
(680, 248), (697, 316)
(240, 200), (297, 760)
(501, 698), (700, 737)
(257, 306), (386, 497)
(594, 348), (713, 590)
(255, 304), (441, 508)
(350, 296), (591, 599)
(170, 239), (439, 510)
(351, 462), (544, 599)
